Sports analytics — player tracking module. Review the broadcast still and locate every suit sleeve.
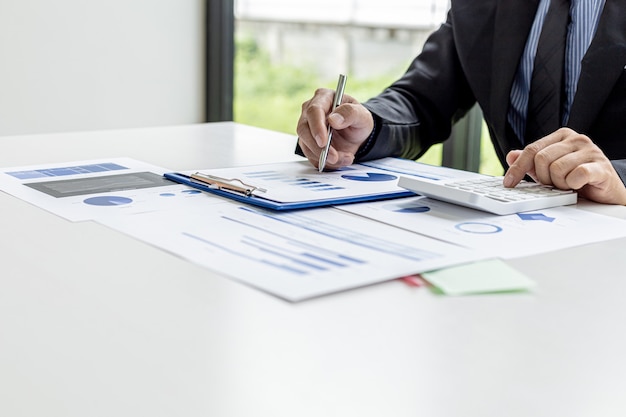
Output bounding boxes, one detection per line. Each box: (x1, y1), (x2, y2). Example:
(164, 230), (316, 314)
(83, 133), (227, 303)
(611, 160), (626, 186)
(356, 14), (477, 162)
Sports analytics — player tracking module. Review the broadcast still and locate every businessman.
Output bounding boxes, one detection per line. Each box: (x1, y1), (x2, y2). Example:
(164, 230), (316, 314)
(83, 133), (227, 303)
(296, 0), (626, 205)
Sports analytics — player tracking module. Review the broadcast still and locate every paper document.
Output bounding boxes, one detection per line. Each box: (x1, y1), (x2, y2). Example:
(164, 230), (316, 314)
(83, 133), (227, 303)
(0, 158), (224, 221)
(164, 158), (422, 210)
(100, 202), (490, 301)
(360, 157), (483, 181)
(338, 195), (626, 259)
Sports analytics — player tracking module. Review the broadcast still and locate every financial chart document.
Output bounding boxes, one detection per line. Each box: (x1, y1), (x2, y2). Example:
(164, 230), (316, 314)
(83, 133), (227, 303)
(0, 158), (223, 221)
(338, 196), (626, 259)
(172, 158), (416, 206)
(100, 202), (488, 301)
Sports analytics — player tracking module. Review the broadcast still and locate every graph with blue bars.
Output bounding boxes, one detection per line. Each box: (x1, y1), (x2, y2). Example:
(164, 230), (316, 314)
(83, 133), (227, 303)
(6, 163), (127, 180)
(181, 206), (440, 277)
(242, 168), (397, 193)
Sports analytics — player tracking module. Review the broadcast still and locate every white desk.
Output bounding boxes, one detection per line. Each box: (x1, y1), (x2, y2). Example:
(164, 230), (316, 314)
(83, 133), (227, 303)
(2, 122), (626, 417)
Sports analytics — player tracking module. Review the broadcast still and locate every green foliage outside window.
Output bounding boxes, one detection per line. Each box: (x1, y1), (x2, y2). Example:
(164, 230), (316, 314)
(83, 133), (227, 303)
(234, 36), (501, 175)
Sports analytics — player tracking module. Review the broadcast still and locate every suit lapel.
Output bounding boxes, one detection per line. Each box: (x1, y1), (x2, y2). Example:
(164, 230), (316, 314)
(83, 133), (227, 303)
(567, 0), (626, 133)
(489, 0), (539, 144)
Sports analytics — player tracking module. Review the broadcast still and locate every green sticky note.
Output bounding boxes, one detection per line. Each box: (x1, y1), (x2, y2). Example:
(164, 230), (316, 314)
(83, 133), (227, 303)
(421, 259), (535, 296)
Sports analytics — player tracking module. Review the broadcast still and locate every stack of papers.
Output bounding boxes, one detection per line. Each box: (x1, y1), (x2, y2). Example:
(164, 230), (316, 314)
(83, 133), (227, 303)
(2, 157), (626, 301)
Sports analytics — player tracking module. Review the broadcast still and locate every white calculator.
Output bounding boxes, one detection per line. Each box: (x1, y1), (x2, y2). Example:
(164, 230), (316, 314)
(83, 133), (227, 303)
(398, 175), (578, 215)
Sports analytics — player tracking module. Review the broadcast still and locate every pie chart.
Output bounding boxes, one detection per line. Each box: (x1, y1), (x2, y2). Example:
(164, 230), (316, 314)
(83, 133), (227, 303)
(393, 205), (431, 213)
(83, 196), (133, 206)
(341, 172), (397, 182)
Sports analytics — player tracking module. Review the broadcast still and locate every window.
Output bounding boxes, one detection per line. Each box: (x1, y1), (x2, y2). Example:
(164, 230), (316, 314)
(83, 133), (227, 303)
(233, 0), (501, 175)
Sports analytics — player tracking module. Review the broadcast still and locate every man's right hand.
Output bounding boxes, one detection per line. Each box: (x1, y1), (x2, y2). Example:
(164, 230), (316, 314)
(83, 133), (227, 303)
(296, 87), (374, 171)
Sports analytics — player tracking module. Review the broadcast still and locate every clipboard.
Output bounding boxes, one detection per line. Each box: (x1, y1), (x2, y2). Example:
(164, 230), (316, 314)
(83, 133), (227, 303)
(164, 161), (416, 211)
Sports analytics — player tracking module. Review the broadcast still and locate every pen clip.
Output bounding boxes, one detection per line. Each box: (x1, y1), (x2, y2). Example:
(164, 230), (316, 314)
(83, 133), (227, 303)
(190, 172), (267, 197)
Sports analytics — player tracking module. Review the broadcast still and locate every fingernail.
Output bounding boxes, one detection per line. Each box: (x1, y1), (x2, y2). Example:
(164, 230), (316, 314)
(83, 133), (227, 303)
(314, 134), (323, 148)
(340, 154), (354, 166)
(328, 113), (344, 125)
(503, 173), (514, 188)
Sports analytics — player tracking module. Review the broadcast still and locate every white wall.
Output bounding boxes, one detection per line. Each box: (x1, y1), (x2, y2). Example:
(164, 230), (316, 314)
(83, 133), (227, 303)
(0, 0), (205, 136)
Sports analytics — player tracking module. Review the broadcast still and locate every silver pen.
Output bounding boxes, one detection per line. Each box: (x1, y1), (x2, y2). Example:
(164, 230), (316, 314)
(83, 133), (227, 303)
(318, 74), (347, 172)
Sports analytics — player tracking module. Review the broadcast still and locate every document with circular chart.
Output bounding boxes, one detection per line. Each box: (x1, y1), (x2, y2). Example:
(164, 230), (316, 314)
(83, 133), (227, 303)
(163, 157), (422, 210)
(0, 157), (223, 221)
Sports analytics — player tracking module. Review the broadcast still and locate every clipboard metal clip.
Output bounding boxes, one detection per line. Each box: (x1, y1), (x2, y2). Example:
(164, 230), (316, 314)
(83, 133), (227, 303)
(190, 172), (267, 197)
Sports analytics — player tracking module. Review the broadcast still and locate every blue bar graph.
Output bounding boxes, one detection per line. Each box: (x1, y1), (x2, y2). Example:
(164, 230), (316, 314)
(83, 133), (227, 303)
(6, 163), (128, 180)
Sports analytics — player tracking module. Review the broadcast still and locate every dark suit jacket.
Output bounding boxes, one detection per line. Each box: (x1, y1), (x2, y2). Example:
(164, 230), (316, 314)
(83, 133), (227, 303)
(361, 0), (626, 181)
